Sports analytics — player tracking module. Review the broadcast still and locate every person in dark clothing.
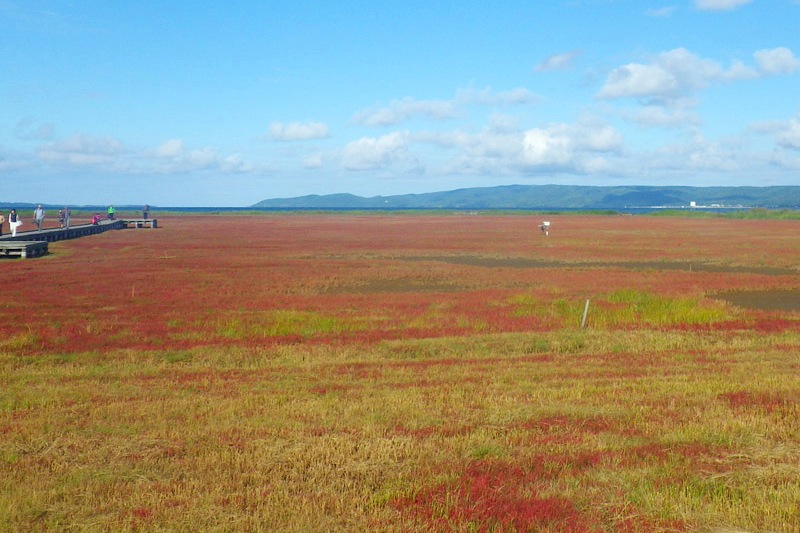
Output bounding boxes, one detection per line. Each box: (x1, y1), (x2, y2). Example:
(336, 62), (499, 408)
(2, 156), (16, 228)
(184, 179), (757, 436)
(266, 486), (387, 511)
(9, 209), (21, 237)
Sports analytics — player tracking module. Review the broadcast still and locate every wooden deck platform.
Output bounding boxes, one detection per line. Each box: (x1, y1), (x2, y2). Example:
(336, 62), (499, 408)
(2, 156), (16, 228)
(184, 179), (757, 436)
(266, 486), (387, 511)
(0, 241), (48, 259)
(120, 218), (158, 228)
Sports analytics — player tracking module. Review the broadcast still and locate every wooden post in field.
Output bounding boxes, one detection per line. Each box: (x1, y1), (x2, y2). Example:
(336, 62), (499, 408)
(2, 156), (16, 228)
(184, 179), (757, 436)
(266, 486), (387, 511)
(581, 299), (590, 328)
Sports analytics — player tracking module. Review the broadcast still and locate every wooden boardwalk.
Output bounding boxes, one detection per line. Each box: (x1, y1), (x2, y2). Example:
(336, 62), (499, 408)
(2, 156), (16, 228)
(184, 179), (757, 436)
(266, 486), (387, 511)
(0, 218), (158, 259)
(0, 219), (124, 243)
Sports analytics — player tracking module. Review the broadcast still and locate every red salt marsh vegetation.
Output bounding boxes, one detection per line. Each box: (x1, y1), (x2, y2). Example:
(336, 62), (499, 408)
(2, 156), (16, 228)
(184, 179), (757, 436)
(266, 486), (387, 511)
(1, 213), (799, 531)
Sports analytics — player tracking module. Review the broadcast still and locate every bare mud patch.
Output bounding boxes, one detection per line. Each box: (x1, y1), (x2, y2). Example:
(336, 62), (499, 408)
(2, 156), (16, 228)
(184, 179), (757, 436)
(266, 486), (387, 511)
(713, 290), (800, 312)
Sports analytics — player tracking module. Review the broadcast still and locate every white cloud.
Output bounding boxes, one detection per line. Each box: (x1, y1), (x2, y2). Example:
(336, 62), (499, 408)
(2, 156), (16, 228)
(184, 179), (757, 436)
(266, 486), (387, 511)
(487, 113), (521, 133)
(694, 0), (752, 10)
(23, 133), (256, 179)
(458, 130), (523, 160)
(425, 128), (522, 177)
(598, 47), (798, 102)
(582, 123), (624, 152)
(456, 87), (539, 106)
(722, 60), (759, 81)
(753, 47), (800, 75)
(598, 48), (728, 100)
(521, 121), (623, 170)
(220, 155), (253, 173)
(767, 150), (800, 172)
(185, 147), (217, 169)
(269, 121), (330, 141)
(534, 50), (581, 72)
(353, 97), (460, 127)
(155, 141), (216, 170)
(631, 103), (700, 128)
(412, 116), (625, 178)
(755, 115), (800, 151)
(154, 138), (251, 173)
(155, 138), (184, 158)
(37, 134), (124, 165)
(522, 129), (573, 167)
(649, 133), (744, 173)
(753, 121), (800, 172)
(777, 123), (800, 150)
(342, 132), (411, 170)
(353, 87), (537, 127)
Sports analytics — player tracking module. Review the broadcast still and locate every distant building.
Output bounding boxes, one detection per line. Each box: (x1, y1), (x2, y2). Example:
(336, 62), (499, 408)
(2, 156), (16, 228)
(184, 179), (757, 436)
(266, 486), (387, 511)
(690, 201), (697, 208)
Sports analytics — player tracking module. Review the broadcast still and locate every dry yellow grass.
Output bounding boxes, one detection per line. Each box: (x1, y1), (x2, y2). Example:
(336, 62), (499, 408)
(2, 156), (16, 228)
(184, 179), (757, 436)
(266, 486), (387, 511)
(3, 329), (799, 531)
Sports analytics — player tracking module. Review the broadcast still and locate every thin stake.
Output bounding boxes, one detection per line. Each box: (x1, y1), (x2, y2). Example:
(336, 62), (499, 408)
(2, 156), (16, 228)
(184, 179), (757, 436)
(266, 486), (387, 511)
(581, 298), (590, 328)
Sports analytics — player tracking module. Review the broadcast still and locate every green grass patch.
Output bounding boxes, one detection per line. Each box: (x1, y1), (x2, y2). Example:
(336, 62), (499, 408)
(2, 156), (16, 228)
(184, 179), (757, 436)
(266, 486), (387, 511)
(509, 290), (729, 329)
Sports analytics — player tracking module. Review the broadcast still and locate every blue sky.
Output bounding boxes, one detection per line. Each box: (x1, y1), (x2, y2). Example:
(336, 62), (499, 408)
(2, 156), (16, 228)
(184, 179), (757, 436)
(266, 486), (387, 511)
(2, 0), (800, 206)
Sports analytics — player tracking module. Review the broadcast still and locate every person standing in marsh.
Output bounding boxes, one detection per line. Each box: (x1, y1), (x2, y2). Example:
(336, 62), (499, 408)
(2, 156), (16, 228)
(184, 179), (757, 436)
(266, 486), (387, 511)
(64, 206), (71, 229)
(33, 204), (45, 231)
(9, 209), (21, 237)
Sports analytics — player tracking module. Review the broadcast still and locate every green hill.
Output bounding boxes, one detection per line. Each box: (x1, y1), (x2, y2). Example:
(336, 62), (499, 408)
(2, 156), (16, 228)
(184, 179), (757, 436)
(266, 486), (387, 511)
(253, 185), (800, 209)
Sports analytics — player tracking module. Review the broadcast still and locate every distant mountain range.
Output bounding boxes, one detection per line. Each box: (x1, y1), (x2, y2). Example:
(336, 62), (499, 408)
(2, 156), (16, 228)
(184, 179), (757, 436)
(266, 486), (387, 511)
(253, 184), (800, 210)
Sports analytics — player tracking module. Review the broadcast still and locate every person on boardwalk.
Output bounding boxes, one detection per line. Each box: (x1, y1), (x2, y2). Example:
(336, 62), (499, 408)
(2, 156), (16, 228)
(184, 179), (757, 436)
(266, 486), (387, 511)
(64, 206), (71, 229)
(58, 209), (65, 228)
(142, 204), (149, 220)
(107, 205), (115, 220)
(0, 211), (4, 236)
(33, 205), (45, 231)
(9, 209), (21, 237)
